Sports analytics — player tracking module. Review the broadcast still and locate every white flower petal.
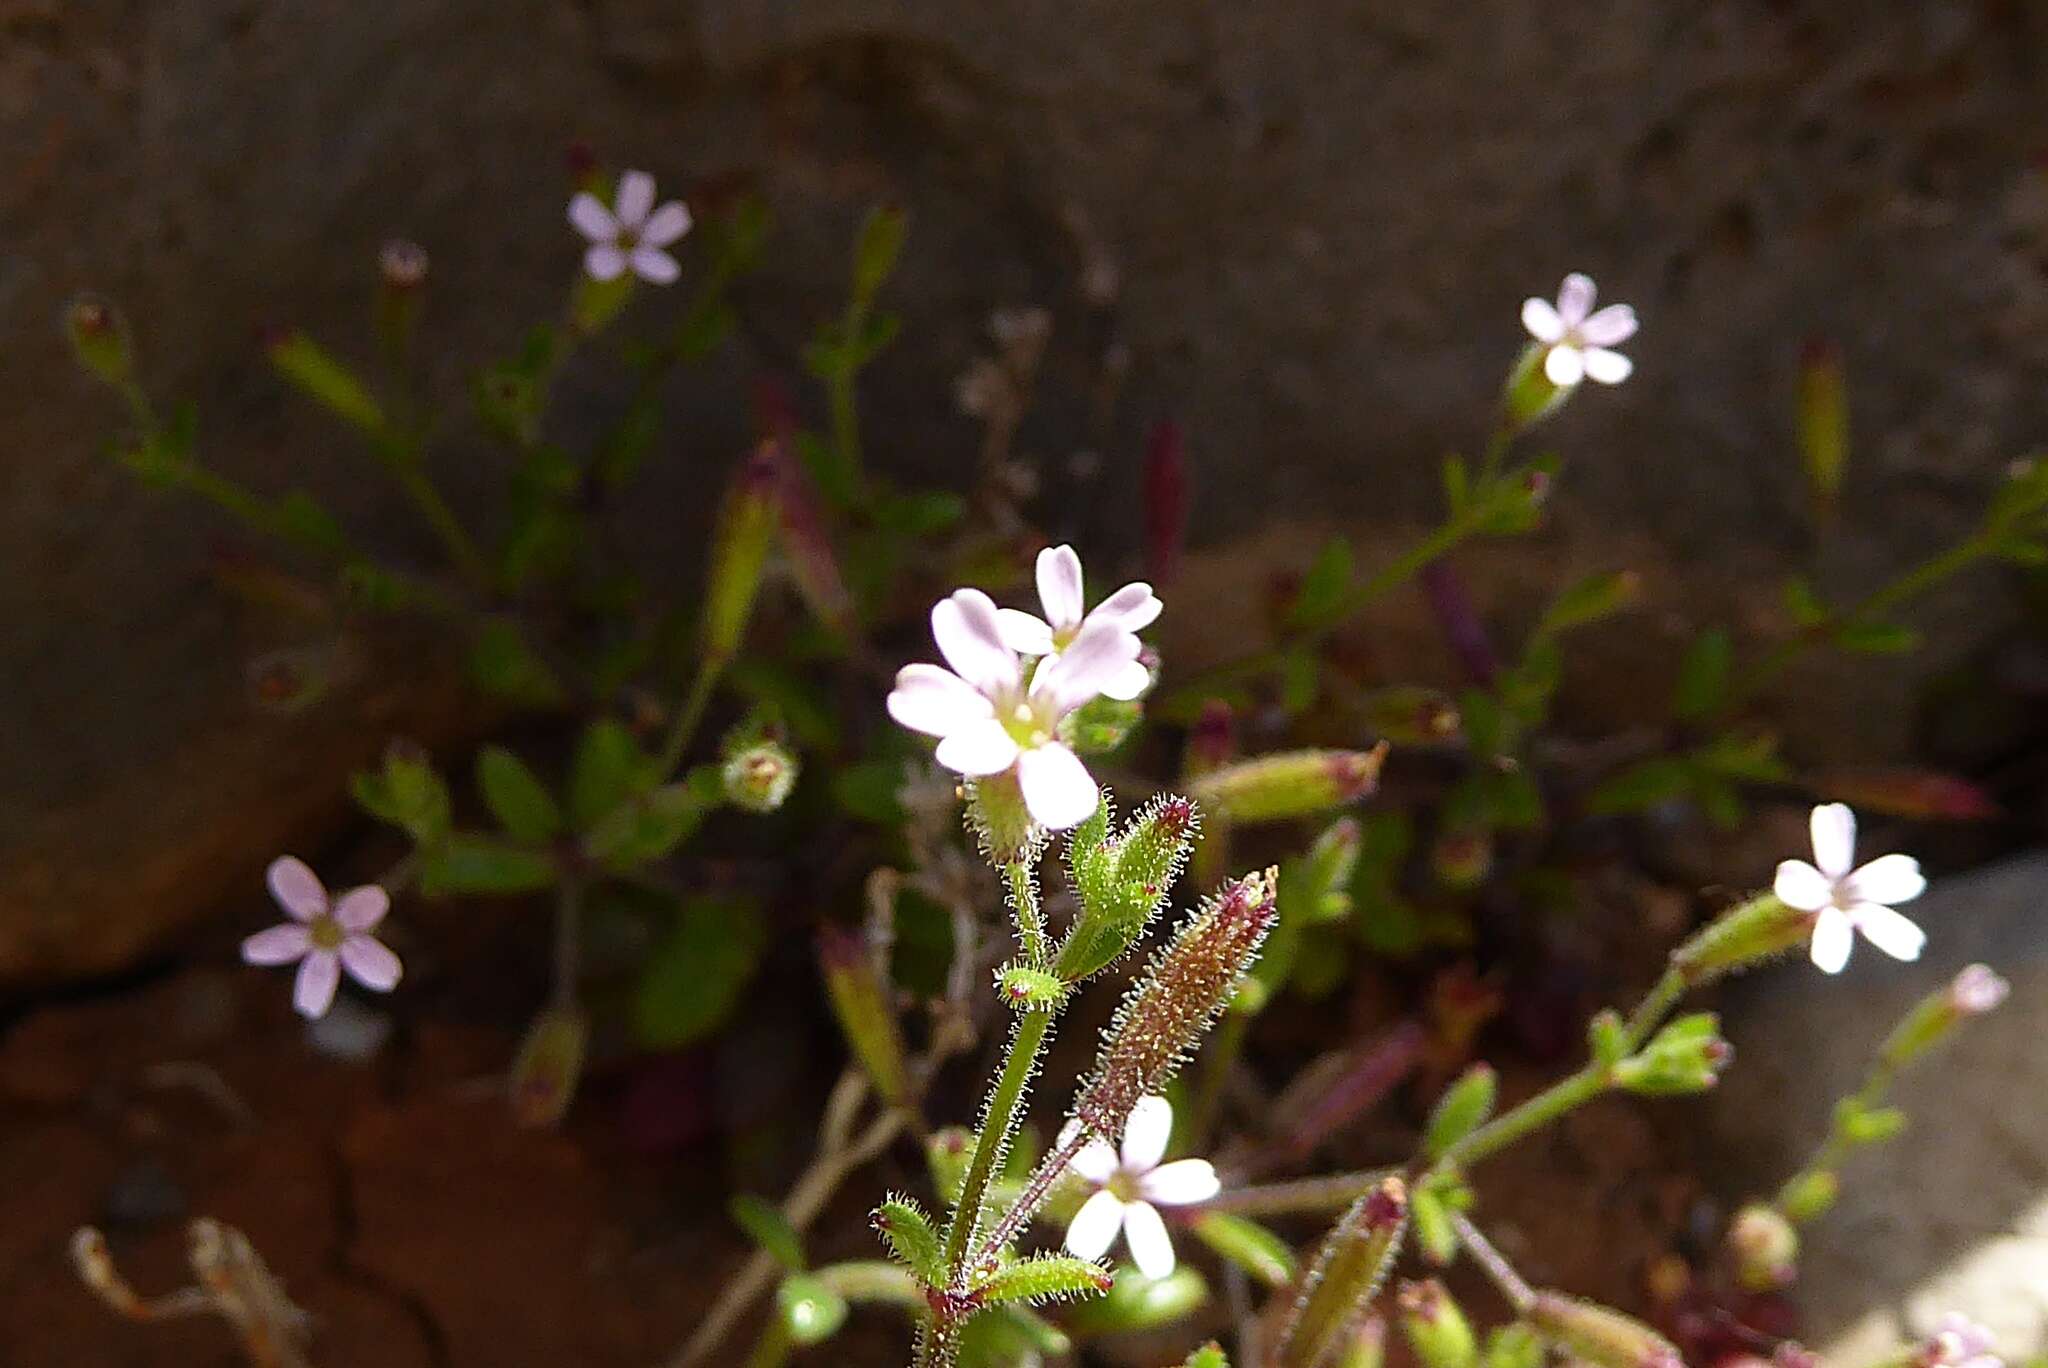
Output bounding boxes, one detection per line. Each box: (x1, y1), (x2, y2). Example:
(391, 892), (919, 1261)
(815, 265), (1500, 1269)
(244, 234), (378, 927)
(1036, 545), (1087, 628)
(1016, 743), (1099, 830)
(294, 950), (342, 1018)
(1851, 902), (1925, 962)
(631, 246), (681, 285)
(242, 923), (312, 966)
(1069, 1138), (1119, 1186)
(585, 243), (629, 281)
(1773, 859), (1833, 912)
(1543, 344), (1585, 387)
(333, 885), (389, 933)
(1139, 1159), (1220, 1207)
(1578, 303), (1639, 347)
(1809, 803), (1857, 880)
(934, 718), (1022, 777)
(1064, 1189), (1125, 1262)
(1521, 296), (1565, 343)
(1556, 272), (1597, 327)
(887, 664), (994, 737)
(1843, 853), (1925, 906)
(614, 169), (657, 230)
(1580, 347), (1634, 385)
(567, 192), (617, 243)
(932, 590), (1021, 698)
(1100, 657), (1154, 702)
(640, 201), (693, 248)
(1035, 621), (1142, 716)
(1121, 1095), (1174, 1172)
(267, 856), (328, 922)
(1088, 582), (1163, 634)
(1121, 1201), (1177, 1280)
(1809, 905), (1854, 974)
(339, 935), (403, 992)
(995, 608), (1057, 657)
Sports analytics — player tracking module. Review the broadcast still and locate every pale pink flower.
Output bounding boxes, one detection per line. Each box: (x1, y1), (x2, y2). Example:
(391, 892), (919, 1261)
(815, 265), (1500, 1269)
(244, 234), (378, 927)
(1522, 273), (1638, 386)
(995, 545), (1160, 701)
(1062, 1096), (1219, 1280)
(1950, 963), (2009, 1015)
(567, 170), (692, 285)
(241, 857), (402, 1019)
(1926, 1314), (2002, 1368)
(888, 588), (1135, 829)
(1773, 803), (1927, 974)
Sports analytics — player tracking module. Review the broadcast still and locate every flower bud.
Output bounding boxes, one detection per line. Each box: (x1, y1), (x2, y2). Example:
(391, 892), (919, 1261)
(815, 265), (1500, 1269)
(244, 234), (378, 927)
(1277, 1179), (1409, 1368)
(1777, 1168), (1838, 1224)
(375, 238), (429, 357)
(1056, 795), (1198, 981)
(723, 740), (799, 813)
(64, 293), (133, 386)
(700, 443), (780, 665)
(508, 1004), (589, 1128)
(1189, 746), (1387, 824)
(1360, 686), (1462, 745)
(1072, 870), (1277, 1136)
(965, 770), (1043, 866)
(819, 926), (909, 1105)
(1339, 1317), (1388, 1368)
(1430, 827), (1493, 890)
(1397, 1279), (1478, 1368)
(1671, 893), (1813, 985)
(1528, 1291), (1683, 1368)
(1797, 337), (1848, 523)
(1726, 1203), (1800, 1292)
(1880, 963), (2010, 1069)
(1502, 343), (1570, 432)
(265, 327), (387, 434)
(1612, 1013), (1732, 1095)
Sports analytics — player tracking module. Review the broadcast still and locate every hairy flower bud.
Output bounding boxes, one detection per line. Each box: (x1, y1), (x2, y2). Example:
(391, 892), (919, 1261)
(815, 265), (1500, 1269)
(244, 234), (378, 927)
(819, 926), (910, 1105)
(1726, 1202), (1800, 1292)
(1612, 1013), (1732, 1095)
(965, 770), (1044, 867)
(1881, 962), (2010, 1069)
(1276, 1179), (1409, 1368)
(723, 740), (799, 813)
(1072, 870), (1278, 1136)
(1189, 746), (1387, 824)
(1671, 893), (1813, 985)
(700, 443), (780, 665)
(64, 293), (133, 386)
(1528, 1291), (1683, 1368)
(1397, 1279), (1478, 1368)
(1056, 794), (1198, 981)
(508, 1004), (588, 1128)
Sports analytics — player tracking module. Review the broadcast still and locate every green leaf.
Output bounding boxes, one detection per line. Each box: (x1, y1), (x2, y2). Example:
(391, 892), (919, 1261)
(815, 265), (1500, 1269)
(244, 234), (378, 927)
(273, 491), (349, 555)
(267, 330), (384, 433)
(1834, 620), (1921, 654)
(468, 620), (567, 707)
(1586, 758), (1695, 815)
(731, 1194), (805, 1272)
(570, 720), (651, 829)
(477, 747), (562, 842)
(1422, 1064), (1496, 1160)
(775, 1273), (846, 1345)
(1672, 628), (1732, 720)
(351, 749), (452, 845)
(584, 771), (719, 871)
(956, 1306), (1071, 1367)
(634, 896), (769, 1047)
(872, 1196), (942, 1283)
(852, 204), (910, 302)
(1411, 1182), (1457, 1264)
(1191, 1212), (1297, 1289)
(972, 1254), (1112, 1308)
(1288, 536), (1355, 631)
(1184, 1344), (1231, 1368)
(418, 837), (556, 896)
(1064, 1266), (1207, 1333)
(1783, 576), (1829, 627)
(1441, 455), (1470, 514)
(1534, 569), (1639, 639)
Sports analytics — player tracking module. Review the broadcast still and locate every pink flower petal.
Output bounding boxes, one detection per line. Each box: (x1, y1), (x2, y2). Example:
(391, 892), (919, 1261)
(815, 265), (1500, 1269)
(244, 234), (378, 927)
(1034, 621), (1141, 716)
(1088, 582), (1162, 634)
(995, 608), (1057, 656)
(1843, 853), (1925, 906)
(1140, 1159), (1221, 1207)
(567, 192), (617, 243)
(1015, 742), (1099, 830)
(614, 170), (657, 230)
(333, 885), (389, 933)
(339, 935), (403, 992)
(932, 590), (1020, 698)
(1556, 273), (1597, 327)
(1064, 1189), (1125, 1262)
(585, 244), (629, 281)
(267, 856), (327, 922)
(639, 201), (693, 249)
(1099, 657), (1154, 703)
(887, 664), (994, 737)
(1773, 859), (1833, 912)
(1121, 1200), (1177, 1280)
(1035, 545), (1087, 628)
(1069, 1138), (1119, 1186)
(1521, 296), (1565, 343)
(242, 923), (312, 966)
(1850, 902), (1925, 962)
(1580, 347), (1633, 384)
(294, 950), (342, 1018)
(631, 246), (681, 285)
(1121, 1095), (1173, 1171)
(933, 718), (1022, 777)
(1809, 803), (1857, 880)
(1543, 343), (1586, 387)
(1579, 303), (1638, 347)
(1809, 905), (1854, 974)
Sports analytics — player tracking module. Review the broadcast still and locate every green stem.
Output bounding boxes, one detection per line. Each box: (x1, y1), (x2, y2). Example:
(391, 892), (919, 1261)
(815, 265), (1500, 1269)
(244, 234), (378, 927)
(1621, 968), (1687, 1053)
(552, 876), (582, 1009)
(1436, 1067), (1608, 1172)
(1202, 1168), (1397, 1218)
(656, 659), (724, 777)
(389, 457), (493, 590)
(1773, 1055), (1898, 1214)
(940, 1010), (1053, 1287)
(742, 1320), (791, 1368)
(1004, 861), (1047, 966)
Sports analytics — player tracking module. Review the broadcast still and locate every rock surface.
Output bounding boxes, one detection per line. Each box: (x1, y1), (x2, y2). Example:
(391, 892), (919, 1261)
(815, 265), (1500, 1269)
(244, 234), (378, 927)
(1709, 854), (2048, 1359)
(6, 1), (2048, 982)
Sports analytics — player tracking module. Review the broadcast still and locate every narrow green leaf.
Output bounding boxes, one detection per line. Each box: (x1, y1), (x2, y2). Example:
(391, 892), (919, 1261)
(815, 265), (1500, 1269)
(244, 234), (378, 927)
(1672, 628), (1732, 720)
(731, 1194), (805, 1272)
(871, 1196), (942, 1283)
(570, 719), (649, 829)
(418, 837), (556, 896)
(1422, 1065), (1496, 1160)
(633, 896), (769, 1047)
(1191, 1211), (1297, 1289)
(477, 747), (562, 842)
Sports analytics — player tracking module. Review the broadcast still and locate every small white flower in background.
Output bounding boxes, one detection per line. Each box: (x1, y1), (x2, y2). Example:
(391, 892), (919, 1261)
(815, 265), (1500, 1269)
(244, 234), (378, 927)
(1925, 1314), (2002, 1368)
(1773, 803), (1927, 974)
(1062, 1096), (1219, 1280)
(1949, 963), (2009, 1015)
(888, 587), (1137, 829)
(996, 545), (1161, 701)
(568, 170), (692, 285)
(1522, 272), (1638, 386)
(241, 857), (403, 1019)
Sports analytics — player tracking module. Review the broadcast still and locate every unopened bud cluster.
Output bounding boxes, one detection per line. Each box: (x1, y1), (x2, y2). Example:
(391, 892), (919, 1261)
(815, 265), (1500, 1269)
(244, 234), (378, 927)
(1189, 746), (1386, 823)
(1056, 793), (1198, 981)
(1277, 1178), (1408, 1368)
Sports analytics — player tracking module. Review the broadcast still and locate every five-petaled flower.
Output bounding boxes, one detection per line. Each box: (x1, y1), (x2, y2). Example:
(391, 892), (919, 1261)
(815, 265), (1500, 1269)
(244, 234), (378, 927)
(1773, 803), (1927, 975)
(242, 857), (403, 1019)
(1062, 1096), (1219, 1280)
(568, 170), (692, 285)
(888, 587), (1137, 829)
(1522, 273), (1638, 386)
(1925, 1314), (2003, 1368)
(995, 544), (1160, 701)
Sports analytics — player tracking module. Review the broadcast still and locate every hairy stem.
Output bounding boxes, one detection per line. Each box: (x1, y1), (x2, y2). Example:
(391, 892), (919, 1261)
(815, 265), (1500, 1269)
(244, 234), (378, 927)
(940, 1010), (1053, 1287)
(969, 1125), (1089, 1270)
(1004, 860), (1047, 966)
(1449, 1210), (1535, 1312)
